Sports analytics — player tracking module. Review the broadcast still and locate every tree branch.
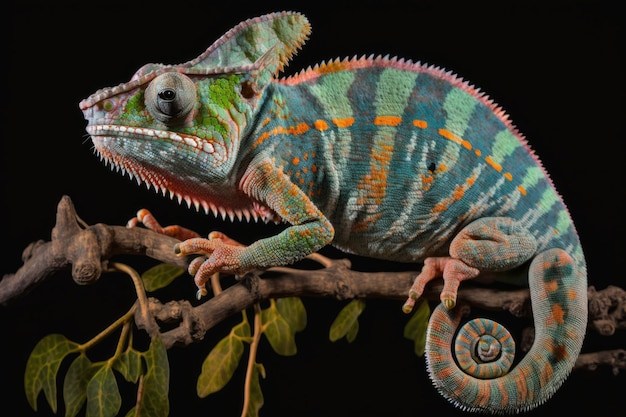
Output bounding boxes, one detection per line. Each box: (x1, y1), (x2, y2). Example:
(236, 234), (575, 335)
(3, 195), (624, 375)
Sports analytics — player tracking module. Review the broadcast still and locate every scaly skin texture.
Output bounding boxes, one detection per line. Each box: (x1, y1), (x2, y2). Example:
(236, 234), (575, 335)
(79, 11), (588, 414)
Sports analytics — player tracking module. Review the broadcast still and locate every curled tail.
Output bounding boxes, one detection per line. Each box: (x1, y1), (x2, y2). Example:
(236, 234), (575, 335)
(425, 248), (587, 413)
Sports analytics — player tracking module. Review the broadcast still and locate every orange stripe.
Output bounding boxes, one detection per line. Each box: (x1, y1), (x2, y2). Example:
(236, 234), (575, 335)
(433, 173), (477, 213)
(439, 128), (472, 150)
(332, 117), (355, 128)
(485, 156), (503, 172)
(374, 115), (402, 126)
(413, 119), (427, 128)
(252, 123), (311, 149)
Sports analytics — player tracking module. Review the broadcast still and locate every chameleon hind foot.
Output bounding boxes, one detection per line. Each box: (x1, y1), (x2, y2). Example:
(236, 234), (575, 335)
(403, 256), (479, 313)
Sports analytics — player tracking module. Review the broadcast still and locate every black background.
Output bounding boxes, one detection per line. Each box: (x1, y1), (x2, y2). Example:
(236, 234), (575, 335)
(4, 1), (624, 416)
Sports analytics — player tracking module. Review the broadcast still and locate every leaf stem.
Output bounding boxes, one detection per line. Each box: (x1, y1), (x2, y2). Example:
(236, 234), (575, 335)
(111, 262), (151, 324)
(241, 303), (262, 417)
(78, 305), (136, 352)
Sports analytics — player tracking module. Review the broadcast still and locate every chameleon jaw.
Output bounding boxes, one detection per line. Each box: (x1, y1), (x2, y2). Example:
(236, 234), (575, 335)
(88, 125), (279, 224)
(86, 124), (217, 155)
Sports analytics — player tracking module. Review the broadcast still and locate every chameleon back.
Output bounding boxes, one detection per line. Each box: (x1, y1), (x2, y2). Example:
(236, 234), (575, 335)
(248, 56), (585, 270)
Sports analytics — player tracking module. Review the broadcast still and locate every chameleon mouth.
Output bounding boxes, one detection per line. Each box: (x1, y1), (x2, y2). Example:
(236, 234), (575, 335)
(87, 125), (277, 223)
(86, 125), (217, 155)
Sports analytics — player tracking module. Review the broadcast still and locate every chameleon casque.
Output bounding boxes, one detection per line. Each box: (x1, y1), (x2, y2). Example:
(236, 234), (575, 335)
(79, 11), (588, 414)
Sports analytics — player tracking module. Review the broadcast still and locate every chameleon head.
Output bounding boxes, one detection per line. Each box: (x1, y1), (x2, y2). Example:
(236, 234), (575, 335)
(79, 66), (255, 206)
(78, 11), (311, 213)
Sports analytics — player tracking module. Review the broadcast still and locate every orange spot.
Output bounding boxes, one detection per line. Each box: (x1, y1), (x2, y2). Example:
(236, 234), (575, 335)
(503, 172), (513, 181)
(439, 128), (472, 150)
(293, 122), (310, 135)
(485, 156), (503, 172)
(374, 115), (402, 126)
(545, 280), (559, 293)
(433, 173), (477, 212)
(332, 117), (355, 128)
(292, 157), (300, 165)
(314, 119), (329, 131)
(544, 341), (569, 362)
(311, 164), (318, 173)
(413, 119), (427, 128)
(548, 304), (565, 325)
(475, 149), (482, 156)
(517, 185), (527, 195)
(252, 131), (272, 148)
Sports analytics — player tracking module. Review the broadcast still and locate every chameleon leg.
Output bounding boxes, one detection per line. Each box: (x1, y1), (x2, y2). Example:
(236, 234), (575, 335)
(403, 217), (537, 312)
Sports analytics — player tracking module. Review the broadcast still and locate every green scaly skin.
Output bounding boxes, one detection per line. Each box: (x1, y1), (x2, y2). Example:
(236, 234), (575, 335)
(79, 11), (588, 414)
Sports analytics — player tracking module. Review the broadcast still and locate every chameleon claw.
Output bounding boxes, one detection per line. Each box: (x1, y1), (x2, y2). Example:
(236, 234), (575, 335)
(196, 286), (208, 300)
(441, 296), (456, 310)
(402, 297), (416, 314)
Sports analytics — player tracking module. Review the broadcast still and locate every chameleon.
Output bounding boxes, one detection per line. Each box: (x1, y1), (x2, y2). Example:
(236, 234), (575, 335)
(79, 11), (588, 414)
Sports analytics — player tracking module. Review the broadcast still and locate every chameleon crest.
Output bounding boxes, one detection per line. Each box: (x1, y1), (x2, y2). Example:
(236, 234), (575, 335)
(80, 11), (588, 414)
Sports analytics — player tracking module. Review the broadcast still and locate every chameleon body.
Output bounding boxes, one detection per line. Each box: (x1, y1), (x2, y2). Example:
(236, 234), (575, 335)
(79, 11), (588, 413)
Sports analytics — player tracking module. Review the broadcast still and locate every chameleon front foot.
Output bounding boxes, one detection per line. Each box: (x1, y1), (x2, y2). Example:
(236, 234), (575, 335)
(403, 256), (480, 313)
(175, 232), (248, 298)
(127, 208), (201, 241)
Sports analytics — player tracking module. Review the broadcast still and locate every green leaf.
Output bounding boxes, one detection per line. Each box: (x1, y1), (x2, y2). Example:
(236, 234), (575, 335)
(141, 263), (185, 292)
(403, 300), (430, 356)
(197, 328), (245, 397)
(345, 319), (359, 343)
(86, 365), (122, 417)
(244, 363), (265, 417)
(233, 317), (251, 339)
(136, 336), (170, 417)
(261, 303), (297, 356)
(329, 299), (366, 342)
(63, 354), (101, 417)
(276, 297), (307, 332)
(24, 334), (80, 412)
(113, 348), (143, 384)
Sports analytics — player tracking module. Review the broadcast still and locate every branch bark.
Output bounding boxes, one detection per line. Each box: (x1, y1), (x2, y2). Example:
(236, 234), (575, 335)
(2, 195), (625, 375)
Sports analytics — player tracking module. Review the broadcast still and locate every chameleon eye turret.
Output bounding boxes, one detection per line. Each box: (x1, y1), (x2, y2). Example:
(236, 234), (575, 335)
(145, 72), (196, 125)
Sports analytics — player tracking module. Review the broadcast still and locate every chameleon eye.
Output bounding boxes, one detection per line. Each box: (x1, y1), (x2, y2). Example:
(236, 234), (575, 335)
(145, 72), (196, 125)
(158, 89), (176, 101)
